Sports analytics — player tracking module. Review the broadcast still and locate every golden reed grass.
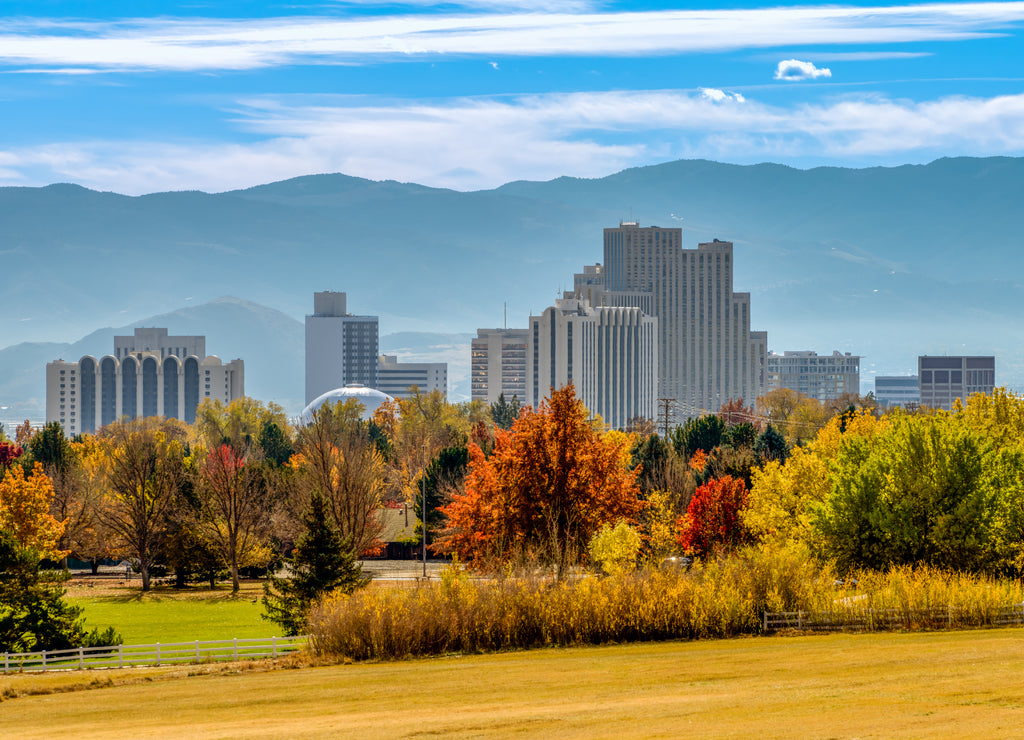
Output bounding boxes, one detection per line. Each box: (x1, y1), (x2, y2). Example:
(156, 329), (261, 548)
(308, 549), (1024, 661)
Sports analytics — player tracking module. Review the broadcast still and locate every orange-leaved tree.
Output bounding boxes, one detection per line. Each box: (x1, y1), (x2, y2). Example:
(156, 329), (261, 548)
(676, 474), (750, 559)
(438, 384), (643, 578)
(0, 462), (67, 559)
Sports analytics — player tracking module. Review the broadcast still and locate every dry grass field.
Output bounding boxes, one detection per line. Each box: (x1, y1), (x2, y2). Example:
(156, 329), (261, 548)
(4, 628), (1024, 738)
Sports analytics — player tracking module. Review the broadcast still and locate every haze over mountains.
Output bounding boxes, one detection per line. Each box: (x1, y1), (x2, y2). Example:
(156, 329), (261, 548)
(3, 156), (1023, 423)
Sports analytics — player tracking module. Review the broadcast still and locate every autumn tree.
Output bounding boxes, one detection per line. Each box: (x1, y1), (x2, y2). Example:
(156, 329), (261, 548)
(193, 397), (288, 451)
(194, 444), (274, 591)
(290, 400), (386, 556)
(97, 418), (188, 591)
(0, 441), (24, 472)
(0, 463), (66, 559)
(438, 384), (643, 578)
(718, 398), (760, 428)
(676, 475), (750, 559)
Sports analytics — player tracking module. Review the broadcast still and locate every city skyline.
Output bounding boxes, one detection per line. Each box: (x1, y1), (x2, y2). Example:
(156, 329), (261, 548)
(0, 1), (1022, 194)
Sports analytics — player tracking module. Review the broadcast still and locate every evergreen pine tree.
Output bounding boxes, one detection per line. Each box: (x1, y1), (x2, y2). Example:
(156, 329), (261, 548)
(0, 530), (85, 652)
(262, 493), (369, 635)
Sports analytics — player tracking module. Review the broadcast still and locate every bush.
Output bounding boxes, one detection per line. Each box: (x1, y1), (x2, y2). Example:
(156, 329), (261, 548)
(308, 543), (834, 661)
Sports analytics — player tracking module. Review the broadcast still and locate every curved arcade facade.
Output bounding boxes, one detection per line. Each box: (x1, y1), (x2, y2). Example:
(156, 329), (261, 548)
(46, 328), (244, 436)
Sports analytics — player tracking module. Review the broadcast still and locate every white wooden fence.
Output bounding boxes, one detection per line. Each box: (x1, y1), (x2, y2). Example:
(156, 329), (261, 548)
(1, 635), (308, 674)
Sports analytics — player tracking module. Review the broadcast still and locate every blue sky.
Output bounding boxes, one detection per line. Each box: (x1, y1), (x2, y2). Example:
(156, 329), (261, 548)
(1, 0), (1023, 193)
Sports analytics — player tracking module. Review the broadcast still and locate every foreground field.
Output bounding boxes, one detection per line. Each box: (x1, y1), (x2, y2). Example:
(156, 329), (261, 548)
(4, 628), (1024, 738)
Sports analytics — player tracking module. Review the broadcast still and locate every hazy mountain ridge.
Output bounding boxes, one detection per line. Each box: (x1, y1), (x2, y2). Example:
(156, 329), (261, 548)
(2, 156), (1023, 416)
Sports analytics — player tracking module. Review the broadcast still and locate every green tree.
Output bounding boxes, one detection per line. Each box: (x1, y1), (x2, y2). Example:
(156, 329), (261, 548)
(414, 445), (469, 547)
(813, 413), (995, 572)
(489, 393), (522, 431)
(262, 494), (369, 635)
(0, 530), (85, 652)
(754, 424), (788, 464)
(257, 421), (294, 468)
(672, 414), (725, 457)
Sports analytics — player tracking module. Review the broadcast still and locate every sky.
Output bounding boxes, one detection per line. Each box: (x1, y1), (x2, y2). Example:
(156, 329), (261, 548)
(1, 1), (1023, 193)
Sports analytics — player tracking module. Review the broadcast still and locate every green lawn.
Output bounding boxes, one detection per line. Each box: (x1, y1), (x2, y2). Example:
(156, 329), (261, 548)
(4, 629), (1024, 738)
(67, 581), (279, 644)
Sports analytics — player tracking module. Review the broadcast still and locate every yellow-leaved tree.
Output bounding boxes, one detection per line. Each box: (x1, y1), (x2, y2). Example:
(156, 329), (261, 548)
(0, 462), (66, 559)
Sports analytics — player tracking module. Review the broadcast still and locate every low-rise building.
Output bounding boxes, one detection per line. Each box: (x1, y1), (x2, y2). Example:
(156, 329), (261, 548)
(766, 350), (860, 402)
(918, 355), (994, 410)
(376, 355), (447, 399)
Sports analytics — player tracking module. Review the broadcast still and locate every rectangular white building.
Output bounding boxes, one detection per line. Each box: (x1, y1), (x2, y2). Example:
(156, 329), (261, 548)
(470, 328), (530, 405)
(529, 297), (657, 430)
(305, 291), (379, 405)
(576, 224), (767, 421)
(377, 355), (447, 399)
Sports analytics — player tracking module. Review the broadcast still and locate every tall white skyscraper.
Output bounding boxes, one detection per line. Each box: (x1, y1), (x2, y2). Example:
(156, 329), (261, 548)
(529, 297), (657, 430)
(305, 291), (379, 405)
(578, 223), (766, 420)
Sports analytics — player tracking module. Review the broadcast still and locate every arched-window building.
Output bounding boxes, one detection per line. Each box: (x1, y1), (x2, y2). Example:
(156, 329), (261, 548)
(46, 328), (244, 435)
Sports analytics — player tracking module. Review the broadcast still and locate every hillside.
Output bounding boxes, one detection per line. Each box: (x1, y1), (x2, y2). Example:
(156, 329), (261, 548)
(2, 156), (1023, 405)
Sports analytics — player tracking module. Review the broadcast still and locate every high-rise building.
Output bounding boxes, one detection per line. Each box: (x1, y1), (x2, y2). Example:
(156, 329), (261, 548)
(528, 297), (657, 430)
(577, 224), (766, 420)
(470, 328), (529, 405)
(874, 376), (920, 409)
(918, 356), (994, 410)
(766, 351), (861, 402)
(45, 328), (244, 435)
(376, 355), (447, 400)
(305, 291), (379, 405)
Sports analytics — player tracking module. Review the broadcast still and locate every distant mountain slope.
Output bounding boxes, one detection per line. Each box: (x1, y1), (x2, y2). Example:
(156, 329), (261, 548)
(2, 157), (1022, 397)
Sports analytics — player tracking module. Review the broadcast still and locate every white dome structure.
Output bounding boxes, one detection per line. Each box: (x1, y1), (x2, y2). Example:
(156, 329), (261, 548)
(300, 384), (394, 425)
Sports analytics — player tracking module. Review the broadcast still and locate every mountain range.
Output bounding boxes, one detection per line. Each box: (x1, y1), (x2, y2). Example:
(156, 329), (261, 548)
(2, 156), (1023, 423)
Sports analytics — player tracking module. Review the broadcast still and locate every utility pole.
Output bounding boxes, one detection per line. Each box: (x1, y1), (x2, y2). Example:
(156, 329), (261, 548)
(658, 398), (676, 438)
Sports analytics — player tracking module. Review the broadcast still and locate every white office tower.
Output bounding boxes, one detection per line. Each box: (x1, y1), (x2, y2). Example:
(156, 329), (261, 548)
(528, 297), (657, 430)
(471, 328), (530, 405)
(377, 355), (448, 400)
(46, 328), (244, 435)
(578, 224), (767, 420)
(305, 291), (379, 405)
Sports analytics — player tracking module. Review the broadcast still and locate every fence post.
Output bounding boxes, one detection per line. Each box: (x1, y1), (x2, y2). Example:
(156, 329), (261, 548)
(233, 638), (238, 661)
(41, 649), (47, 671)
(3, 651), (7, 674)
(272, 636), (277, 657)
(156, 642), (161, 667)
(79, 645), (84, 670)
(118, 644), (123, 669)
(195, 641), (199, 662)
(762, 613), (768, 632)
(798, 611), (804, 629)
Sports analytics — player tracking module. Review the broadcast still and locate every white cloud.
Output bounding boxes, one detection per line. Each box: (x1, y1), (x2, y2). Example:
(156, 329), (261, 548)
(0, 3), (1021, 71)
(0, 87), (1022, 194)
(700, 87), (745, 103)
(774, 59), (833, 81)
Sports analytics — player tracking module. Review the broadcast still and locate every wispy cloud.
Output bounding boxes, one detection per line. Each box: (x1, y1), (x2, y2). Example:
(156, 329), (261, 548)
(0, 3), (1022, 71)
(2, 88), (1023, 193)
(775, 59), (833, 81)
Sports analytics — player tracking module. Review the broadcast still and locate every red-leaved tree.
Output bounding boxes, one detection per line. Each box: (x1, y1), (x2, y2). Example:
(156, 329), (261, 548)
(676, 475), (750, 559)
(438, 384), (643, 578)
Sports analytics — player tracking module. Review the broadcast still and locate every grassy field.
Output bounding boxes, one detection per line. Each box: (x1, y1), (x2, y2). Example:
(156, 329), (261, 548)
(4, 628), (1024, 738)
(67, 580), (277, 644)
